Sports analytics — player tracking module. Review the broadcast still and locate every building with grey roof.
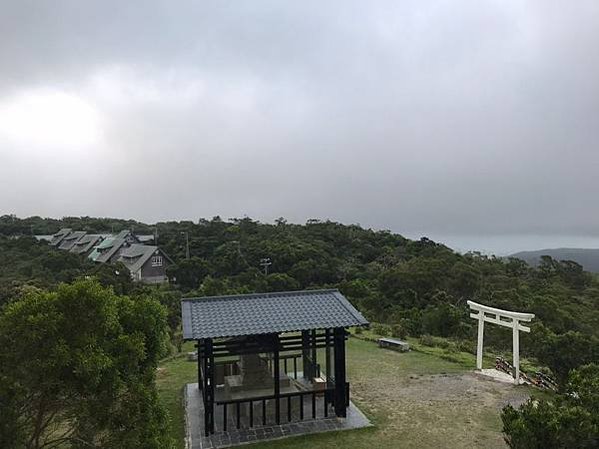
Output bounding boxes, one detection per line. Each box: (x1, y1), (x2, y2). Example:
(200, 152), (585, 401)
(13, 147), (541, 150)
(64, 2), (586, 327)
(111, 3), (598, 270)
(181, 289), (369, 438)
(116, 243), (171, 283)
(90, 237), (130, 264)
(69, 234), (104, 256)
(88, 236), (116, 262)
(115, 229), (140, 244)
(182, 289), (369, 340)
(49, 228), (72, 247)
(57, 231), (86, 251)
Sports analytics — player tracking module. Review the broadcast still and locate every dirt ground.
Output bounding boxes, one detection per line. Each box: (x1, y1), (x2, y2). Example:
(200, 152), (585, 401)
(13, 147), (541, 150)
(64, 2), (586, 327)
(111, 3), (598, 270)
(352, 371), (529, 449)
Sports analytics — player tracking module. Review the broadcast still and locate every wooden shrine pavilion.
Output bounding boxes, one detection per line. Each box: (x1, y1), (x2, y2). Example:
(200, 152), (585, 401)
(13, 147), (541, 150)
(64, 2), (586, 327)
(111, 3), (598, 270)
(181, 289), (369, 436)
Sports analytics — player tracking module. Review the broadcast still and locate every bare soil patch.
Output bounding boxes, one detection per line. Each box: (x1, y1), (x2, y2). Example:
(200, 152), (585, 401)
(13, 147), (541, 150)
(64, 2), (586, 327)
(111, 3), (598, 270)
(353, 371), (530, 449)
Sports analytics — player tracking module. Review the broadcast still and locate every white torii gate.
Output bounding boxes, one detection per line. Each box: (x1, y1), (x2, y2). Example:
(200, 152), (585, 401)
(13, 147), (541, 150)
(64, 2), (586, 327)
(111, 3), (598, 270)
(467, 300), (535, 385)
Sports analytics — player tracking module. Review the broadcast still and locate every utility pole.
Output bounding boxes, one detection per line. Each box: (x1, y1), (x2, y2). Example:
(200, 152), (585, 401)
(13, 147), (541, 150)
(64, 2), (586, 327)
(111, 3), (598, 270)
(181, 231), (190, 259)
(260, 258), (272, 275)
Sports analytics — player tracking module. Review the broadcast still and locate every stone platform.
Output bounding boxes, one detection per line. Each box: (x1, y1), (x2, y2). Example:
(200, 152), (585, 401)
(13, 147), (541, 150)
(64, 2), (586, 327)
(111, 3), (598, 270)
(475, 368), (525, 385)
(184, 383), (372, 449)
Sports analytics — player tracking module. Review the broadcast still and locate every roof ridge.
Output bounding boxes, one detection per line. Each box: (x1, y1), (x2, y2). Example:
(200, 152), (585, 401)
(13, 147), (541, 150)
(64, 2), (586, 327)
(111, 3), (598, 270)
(182, 288), (340, 303)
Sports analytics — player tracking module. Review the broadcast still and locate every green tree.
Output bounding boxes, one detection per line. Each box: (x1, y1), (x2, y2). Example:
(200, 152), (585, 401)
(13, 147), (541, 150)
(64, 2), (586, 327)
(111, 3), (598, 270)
(421, 302), (464, 338)
(89, 261), (134, 295)
(502, 364), (599, 449)
(0, 279), (174, 449)
(166, 257), (210, 290)
(531, 326), (599, 387)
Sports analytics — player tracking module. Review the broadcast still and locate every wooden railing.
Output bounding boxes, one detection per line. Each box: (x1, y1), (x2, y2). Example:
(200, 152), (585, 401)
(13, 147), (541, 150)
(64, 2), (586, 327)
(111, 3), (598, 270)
(266, 353), (321, 380)
(216, 384), (349, 431)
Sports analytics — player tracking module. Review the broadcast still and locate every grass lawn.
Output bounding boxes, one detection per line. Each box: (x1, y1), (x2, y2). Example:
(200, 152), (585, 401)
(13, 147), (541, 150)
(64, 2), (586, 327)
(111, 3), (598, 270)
(157, 337), (536, 449)
(156, 341), (197, 447)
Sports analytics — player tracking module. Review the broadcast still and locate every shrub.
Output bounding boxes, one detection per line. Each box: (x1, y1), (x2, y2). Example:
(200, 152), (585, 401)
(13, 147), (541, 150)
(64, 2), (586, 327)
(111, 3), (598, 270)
(371, 323), (391, 337)
(419, 334), (452, 349)
(456, 339), (476, 354)
(419, 334), (436, 347)
(391, 324), (407, 339)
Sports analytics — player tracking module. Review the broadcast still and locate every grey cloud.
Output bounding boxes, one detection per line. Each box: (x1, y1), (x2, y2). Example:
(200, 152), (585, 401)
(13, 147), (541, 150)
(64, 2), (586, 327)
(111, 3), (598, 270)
(1, 0), (599, 251)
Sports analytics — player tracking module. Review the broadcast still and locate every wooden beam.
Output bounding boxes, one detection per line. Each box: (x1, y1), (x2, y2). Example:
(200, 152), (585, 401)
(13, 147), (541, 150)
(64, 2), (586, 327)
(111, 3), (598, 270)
(469, 313), (531, 332)
(467, 300), (534, 321)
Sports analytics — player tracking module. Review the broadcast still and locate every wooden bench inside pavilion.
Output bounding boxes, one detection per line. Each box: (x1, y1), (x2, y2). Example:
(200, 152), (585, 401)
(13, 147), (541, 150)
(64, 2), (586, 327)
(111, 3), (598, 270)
(181, 289), (369, 438)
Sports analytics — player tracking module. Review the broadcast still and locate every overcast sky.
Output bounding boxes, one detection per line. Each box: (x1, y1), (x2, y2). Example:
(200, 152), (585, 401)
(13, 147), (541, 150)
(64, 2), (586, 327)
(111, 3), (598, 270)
(1, 1), (598, 254)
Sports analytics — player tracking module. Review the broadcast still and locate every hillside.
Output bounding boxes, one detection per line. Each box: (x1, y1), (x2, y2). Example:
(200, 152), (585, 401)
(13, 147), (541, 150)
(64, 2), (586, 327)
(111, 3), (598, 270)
(3, 215), (599, 448)
(510, 248), (599, 273)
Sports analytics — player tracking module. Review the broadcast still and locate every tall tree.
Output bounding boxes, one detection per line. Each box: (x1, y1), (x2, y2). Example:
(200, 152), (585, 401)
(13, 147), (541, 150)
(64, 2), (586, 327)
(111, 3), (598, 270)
(0, 280), (174, 449)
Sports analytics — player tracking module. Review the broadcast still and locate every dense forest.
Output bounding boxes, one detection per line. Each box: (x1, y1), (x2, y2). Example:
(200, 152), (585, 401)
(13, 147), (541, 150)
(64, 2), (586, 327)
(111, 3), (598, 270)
(1, 214), (598, 447)
(2, 214), (598, 349)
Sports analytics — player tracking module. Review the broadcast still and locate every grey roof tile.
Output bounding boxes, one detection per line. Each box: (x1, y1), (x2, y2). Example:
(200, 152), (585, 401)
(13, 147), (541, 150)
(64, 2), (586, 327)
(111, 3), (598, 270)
(49, 228), (72, 246)
(181, 289), (369, 339)
(57, 231), (86, 251)
(95, 237), (128, 263)
(116, 244), (162, 273)
(69, 234), (103, 255)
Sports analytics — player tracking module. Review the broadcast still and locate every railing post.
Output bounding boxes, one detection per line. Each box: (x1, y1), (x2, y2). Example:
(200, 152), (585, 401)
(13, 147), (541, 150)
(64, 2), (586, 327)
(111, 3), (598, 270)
(293, 356), (298, 380)
(249, 400), (253, 428)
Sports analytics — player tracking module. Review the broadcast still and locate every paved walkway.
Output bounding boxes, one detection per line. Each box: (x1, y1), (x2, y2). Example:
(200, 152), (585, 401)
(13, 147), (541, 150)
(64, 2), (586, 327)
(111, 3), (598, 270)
(184, 383), (371, 449)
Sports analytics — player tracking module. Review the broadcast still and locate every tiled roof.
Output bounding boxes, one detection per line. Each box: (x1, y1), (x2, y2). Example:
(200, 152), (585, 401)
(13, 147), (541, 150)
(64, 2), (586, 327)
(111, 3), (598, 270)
(88, 237), (116, 262)
(70, 234), (103, 255)
(182, 289), (369, 340)
(49, 228), (72, 246)
(94, 237), (127, 263)
(116, 244), (162, 273)
(57, 231), (86, 251)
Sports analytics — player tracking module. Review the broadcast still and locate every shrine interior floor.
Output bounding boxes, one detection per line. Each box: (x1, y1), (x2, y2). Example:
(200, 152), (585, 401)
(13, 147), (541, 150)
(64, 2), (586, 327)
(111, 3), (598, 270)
(184, 383), (372, 449)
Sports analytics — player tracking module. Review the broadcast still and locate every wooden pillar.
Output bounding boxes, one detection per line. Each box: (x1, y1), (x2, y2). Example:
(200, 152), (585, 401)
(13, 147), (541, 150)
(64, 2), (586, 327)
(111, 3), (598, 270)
(325, 328), (331, 385)
(333, 327), (347, 417)
(311, 329), (318, 377)
(512, 320), (520, 385)
(476, 314), (485, 370)
(196, 340), (204, 395)
(301, 330), (311, 379)
(273, 334), (281, 424)
(204, 338), (215, 436)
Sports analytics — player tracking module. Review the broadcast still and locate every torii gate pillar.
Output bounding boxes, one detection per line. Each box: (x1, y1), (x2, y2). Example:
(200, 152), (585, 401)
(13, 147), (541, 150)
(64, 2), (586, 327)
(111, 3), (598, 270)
(467, 301), (534, 385)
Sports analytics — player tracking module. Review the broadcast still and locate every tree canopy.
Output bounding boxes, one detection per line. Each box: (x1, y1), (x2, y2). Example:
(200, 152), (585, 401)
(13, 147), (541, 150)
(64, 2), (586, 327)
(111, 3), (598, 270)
(0, 279), (173, 449)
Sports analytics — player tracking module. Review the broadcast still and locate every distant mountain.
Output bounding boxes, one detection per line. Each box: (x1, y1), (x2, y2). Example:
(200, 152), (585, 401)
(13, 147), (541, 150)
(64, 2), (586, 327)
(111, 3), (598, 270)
(510, 248), (599, 273)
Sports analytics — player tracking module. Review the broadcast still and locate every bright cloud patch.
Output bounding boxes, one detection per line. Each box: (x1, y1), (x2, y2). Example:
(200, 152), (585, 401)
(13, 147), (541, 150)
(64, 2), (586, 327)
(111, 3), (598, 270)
(0, 89), (101, 149)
